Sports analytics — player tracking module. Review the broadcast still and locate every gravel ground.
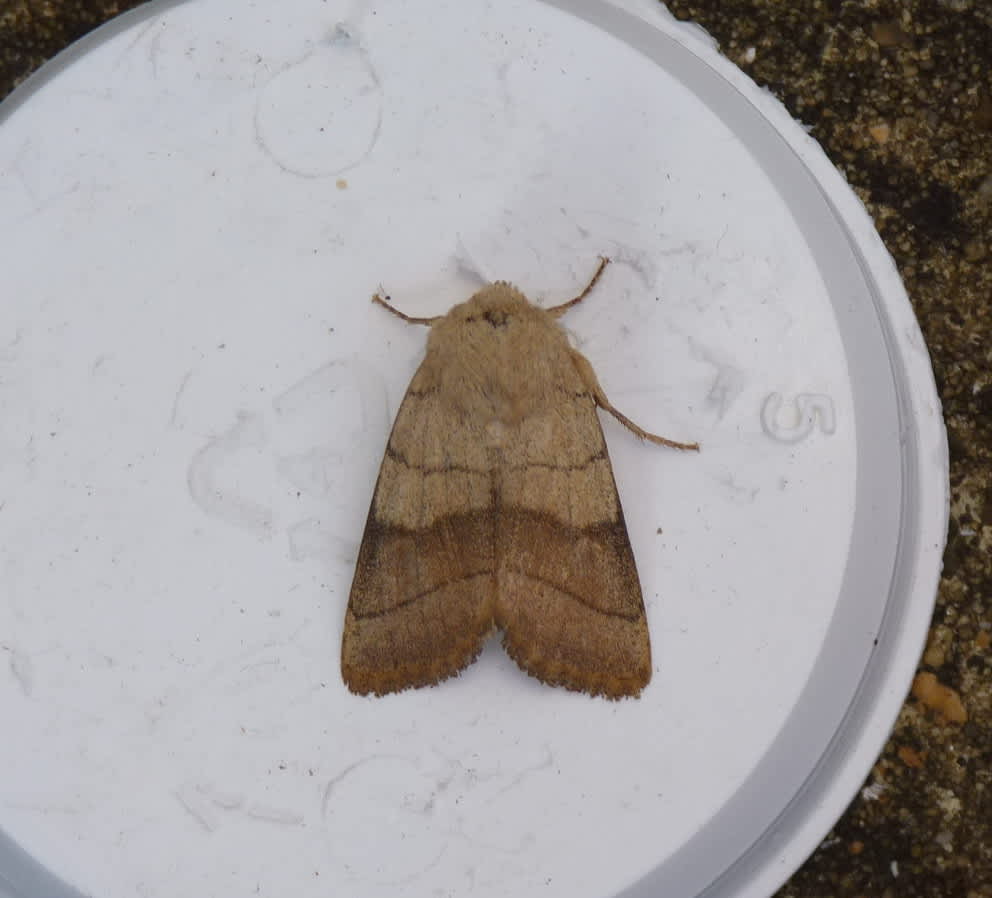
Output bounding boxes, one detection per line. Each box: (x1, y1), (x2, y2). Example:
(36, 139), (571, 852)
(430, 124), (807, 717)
(1, 1), (989, 896)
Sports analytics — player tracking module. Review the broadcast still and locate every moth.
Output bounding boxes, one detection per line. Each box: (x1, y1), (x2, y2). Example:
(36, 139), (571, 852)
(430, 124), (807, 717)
(341, 258), (698, 699)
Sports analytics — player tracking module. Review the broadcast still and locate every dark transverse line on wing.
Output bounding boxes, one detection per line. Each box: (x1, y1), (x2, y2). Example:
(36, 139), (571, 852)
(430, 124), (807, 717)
(384, 445), (607, 475)
(355, 568), (633, 621)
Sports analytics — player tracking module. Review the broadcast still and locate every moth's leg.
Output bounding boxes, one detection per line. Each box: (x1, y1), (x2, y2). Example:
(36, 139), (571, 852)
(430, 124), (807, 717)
(546, 256), (610, 318)
(570, 350), (700, 451)
(372, 291), (439, 326)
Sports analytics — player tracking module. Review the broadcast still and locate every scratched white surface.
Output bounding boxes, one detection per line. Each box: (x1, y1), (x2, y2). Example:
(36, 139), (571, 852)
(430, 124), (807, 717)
(0, 1), (861, 897)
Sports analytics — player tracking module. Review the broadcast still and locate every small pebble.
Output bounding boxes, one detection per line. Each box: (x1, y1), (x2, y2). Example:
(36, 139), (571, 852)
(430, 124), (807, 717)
(898, 745), (926, 768)
(869, 123), (892, 144)
(912, 672), (968, 723)
(872, 21), (911, 47)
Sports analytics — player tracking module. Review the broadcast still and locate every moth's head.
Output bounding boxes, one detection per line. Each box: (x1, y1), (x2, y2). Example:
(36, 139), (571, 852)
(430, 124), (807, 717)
(447, 281), (534, 329)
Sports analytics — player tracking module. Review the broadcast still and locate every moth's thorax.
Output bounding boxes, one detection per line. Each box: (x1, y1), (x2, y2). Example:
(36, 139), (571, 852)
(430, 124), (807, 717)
(424, 282), (579, 425)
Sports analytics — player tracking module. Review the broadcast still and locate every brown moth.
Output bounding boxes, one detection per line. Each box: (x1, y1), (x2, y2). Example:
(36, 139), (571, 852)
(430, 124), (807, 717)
(341, 258), (698, 699)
